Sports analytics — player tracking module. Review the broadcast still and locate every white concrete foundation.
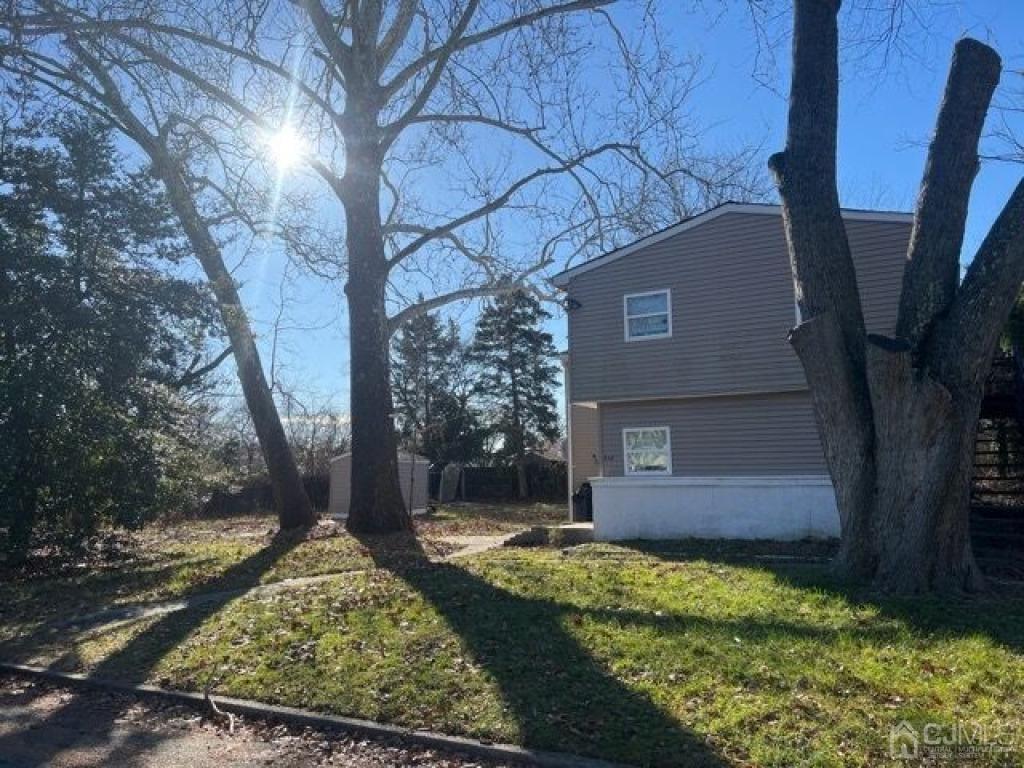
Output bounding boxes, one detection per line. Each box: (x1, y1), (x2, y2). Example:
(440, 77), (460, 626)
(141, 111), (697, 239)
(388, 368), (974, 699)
(589, 475), (838, 541)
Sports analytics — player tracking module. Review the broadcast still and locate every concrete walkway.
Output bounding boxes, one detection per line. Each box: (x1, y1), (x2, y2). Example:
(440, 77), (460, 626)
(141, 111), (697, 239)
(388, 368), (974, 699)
(53, 571), (367, 633)
(52, 532), (521, 635)
(441, 532), (524, 559)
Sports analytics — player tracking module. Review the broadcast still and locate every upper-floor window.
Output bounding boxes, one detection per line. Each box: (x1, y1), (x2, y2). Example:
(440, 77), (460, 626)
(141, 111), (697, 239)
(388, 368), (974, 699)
(623, 426), (672, 475)
(624, 289), (671, 341)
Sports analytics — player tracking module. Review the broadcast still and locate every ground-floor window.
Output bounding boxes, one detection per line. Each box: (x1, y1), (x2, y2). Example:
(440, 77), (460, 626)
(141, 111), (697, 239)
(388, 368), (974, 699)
(623, 426), (672, 475)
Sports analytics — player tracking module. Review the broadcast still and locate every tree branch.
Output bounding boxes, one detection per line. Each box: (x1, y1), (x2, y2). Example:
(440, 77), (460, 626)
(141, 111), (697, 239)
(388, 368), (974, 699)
(381, 0), (611, 98)
(897, 38), (1002, 348)
(18, 8), (345, 125)
(385, 222), (491, 268)
(929, 178), (1024, 392)
(175, 345), (234, 388)
(99, 31), (350, 203)
(294, 0), (353, 86)
(379, 0), (480, 149)
(387, 142), (632, 267)
(767, 0), (866, 358)
(388, 282), (514, 336)
(377, 0), (417, 72)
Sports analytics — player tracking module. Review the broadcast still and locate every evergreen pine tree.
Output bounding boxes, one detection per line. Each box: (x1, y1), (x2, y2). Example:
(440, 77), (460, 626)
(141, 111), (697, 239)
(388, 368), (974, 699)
(469, 290), (561, 498)
(391, 312), (485, 465)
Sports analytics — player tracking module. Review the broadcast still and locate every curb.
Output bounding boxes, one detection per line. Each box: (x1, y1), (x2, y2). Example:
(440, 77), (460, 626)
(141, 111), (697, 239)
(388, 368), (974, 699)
(0, 662), (630, 768)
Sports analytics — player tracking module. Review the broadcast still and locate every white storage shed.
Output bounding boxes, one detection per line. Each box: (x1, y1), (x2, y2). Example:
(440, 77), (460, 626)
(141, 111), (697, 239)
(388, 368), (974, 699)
(328, 452), (430, 519)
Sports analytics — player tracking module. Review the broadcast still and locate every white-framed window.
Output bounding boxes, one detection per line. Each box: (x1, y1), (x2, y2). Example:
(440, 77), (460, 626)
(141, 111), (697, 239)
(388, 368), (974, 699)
(624, 289), (671, 341)
(622, 426), (672, 475)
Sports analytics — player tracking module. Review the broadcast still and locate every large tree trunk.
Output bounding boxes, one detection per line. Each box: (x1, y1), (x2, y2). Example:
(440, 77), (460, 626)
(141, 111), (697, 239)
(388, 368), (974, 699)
(157, 160), (316, 531)
(850, 343), (984, 592)
(772, 0), (1024, 593)
(341, 118), (411, 535)
(791, 320), (988, 592)
(61, 44), (316, 531)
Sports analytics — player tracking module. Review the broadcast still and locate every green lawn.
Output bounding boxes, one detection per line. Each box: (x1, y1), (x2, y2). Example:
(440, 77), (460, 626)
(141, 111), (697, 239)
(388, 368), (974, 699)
(0, 504), (559, 642)
(2, 520), (1023, 766)
(416, 500), (567, 536)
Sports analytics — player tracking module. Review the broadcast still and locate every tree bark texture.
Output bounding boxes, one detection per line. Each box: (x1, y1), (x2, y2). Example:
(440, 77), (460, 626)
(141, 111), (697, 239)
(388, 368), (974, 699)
(156, 159), (316, 530)
(63, 40), (316, 531)
(771, 0), (1024, 592)
(341, 111), (412, 534)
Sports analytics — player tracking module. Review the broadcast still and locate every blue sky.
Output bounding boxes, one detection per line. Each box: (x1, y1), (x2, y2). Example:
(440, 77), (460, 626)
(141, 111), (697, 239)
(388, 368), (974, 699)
(233, 0), (1024, 414)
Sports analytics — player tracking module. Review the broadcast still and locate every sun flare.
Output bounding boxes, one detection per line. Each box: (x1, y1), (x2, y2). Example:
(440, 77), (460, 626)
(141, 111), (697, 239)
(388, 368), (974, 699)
(266, 126), (307, 170)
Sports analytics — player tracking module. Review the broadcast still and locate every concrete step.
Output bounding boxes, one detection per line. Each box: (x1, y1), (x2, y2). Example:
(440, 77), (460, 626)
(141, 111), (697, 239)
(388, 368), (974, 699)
(504, 523), (594, 548)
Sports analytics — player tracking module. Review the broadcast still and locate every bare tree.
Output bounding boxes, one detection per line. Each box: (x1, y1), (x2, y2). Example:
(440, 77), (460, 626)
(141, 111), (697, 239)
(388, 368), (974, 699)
(280, 396), (351, 476)
(990, 70), (1024, 165)
(0, 13), (317, 529)
(7, 0), (764, 533)
(769, 0), (1024, 593)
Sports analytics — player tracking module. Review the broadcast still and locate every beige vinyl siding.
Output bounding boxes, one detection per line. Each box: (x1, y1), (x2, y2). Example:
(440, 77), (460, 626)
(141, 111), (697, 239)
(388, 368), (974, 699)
(568, 403), (602, 490)
(845, 218), (908, 335)
(599, 391), (827, 477)
(566, 211), (909, 403)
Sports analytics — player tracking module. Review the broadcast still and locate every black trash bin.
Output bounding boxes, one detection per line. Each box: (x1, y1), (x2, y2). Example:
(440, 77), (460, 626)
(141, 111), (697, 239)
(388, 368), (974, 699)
(572, 482), (593, 522)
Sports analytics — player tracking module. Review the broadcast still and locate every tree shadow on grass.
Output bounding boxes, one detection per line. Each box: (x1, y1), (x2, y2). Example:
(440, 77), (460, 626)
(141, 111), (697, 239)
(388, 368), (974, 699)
(618, 539), (1024, 654)
(0, 528), (307, 767)
(0, 554), (233, 630)
(356, 534), (727, 768)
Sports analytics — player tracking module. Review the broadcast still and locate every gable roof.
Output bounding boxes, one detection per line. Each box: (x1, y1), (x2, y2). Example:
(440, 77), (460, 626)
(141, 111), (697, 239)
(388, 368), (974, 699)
(550, 202), (913, 288)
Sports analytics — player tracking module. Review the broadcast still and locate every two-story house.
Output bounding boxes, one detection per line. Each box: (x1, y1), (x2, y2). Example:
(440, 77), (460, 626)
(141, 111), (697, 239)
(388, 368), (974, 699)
(554, 202), (912, 541)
